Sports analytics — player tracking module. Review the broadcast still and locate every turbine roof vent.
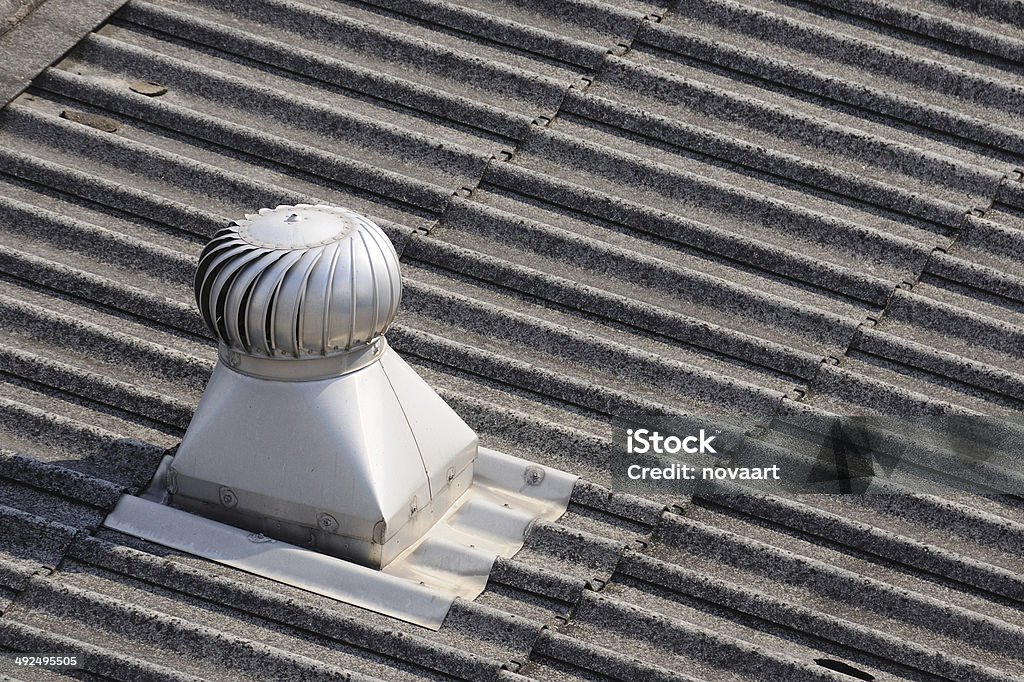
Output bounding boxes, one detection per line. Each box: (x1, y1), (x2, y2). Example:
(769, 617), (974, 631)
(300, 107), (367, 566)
(106, 204), (578, 625)
(172, 204), (477, 568)
(196, 204), (401, 362)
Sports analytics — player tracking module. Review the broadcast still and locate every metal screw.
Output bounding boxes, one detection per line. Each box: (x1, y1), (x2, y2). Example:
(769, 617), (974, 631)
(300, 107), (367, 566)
(524, 466), (545, 486)
(218, 486), (238, 508)
(316, 513), (339, 533)
(409, 496), (419, 515)
(447, 466), (456, 483)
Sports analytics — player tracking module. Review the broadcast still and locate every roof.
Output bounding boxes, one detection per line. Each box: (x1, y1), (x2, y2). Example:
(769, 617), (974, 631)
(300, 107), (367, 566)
(0, 0), (1022, 680)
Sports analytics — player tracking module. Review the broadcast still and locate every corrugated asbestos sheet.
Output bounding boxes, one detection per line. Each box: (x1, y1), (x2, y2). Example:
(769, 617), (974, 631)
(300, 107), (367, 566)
(0, 0), (1022, 679)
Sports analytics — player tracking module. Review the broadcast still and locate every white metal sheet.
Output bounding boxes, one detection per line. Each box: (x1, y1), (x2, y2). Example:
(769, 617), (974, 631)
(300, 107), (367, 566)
(104, 495), (453, 628)
(103, 447), (578, 629)
(382, 447), (578, 596)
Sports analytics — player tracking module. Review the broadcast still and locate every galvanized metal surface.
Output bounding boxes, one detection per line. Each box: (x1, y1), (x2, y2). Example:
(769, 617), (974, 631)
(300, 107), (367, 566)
(175, 204), (477, 568)
(169, 345), (479, 568)
(383, 447), (579, 593)
(104, 447), (577, 629)
(196, 204), (403, 359)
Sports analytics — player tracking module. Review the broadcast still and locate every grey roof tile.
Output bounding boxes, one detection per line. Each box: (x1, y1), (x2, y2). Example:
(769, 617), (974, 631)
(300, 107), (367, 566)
(0, 480), (106, 532)
(615, 550), (988, 682)
(655, 506), (1024, 659)
(0, 0), (125, 107)
(72, 533), (515, 677)
(537, 588), (863, 681)
(0, 0), (1021, 680)
(808, 0), (1024, 63)
(651, 1), (1024, 156)
(0, 616), (208, 681)
(5, 580), (389, 681)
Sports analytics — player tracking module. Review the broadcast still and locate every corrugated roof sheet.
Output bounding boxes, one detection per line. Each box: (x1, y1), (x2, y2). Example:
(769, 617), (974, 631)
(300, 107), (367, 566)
(0, 0), (1022, 680)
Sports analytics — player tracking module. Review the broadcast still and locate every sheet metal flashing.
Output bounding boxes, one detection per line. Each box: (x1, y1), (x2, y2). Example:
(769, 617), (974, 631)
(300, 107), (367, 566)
(103, 446), (577, 629)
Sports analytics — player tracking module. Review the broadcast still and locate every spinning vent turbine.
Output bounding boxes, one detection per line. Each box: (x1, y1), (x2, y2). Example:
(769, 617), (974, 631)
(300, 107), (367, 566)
(169, 205), (478, 568)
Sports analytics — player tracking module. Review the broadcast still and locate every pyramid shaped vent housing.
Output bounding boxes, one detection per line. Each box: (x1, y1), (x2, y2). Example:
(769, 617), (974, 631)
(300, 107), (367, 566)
(169, 205), (478, 568)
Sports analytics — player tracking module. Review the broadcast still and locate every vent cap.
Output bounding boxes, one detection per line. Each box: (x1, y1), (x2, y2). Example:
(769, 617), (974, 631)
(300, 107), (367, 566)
(195, 204), (401, 359)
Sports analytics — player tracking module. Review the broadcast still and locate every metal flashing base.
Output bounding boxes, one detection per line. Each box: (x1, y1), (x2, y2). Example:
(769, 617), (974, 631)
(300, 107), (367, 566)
(103, 447), (577, 629)
(168, 343), (480, 570)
